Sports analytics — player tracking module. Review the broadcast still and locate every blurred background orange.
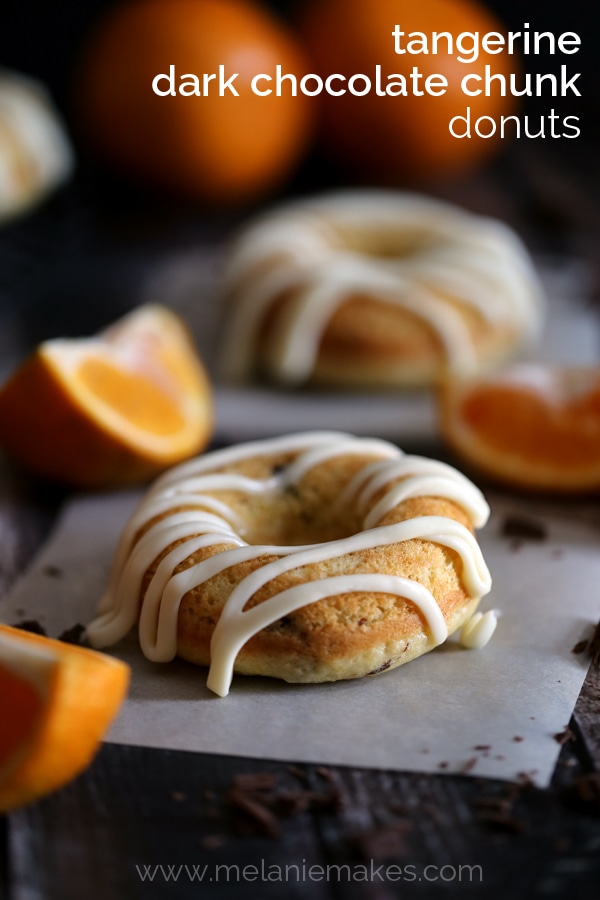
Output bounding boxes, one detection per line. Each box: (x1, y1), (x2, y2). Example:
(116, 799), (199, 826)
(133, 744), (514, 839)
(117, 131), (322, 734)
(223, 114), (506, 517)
(75, 0), (315, 205)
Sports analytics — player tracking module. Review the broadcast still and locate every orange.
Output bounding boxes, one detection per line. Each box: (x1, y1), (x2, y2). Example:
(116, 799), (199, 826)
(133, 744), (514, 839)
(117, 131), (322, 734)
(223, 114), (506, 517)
(297, 0), (516, 182)
(0, 305), (213, 489)
(0, 624), (129, 813)
(439, 366), (600, 492)
(76, 0), (314, 204)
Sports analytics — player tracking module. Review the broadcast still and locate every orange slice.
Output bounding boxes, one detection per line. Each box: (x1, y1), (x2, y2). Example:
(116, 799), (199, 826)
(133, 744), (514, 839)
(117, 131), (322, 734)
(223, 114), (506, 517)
(439, 365), (600, 492)
(0, 624), (129, 813)
(0, 305), (213, 488)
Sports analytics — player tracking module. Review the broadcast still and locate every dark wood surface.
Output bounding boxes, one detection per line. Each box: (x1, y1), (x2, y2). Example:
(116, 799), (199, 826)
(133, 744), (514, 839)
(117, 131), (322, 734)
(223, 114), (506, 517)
(1, 146), (600, 899)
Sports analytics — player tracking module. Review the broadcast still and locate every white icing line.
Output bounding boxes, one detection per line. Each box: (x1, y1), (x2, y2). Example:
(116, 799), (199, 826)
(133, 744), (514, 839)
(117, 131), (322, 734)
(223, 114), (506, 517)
(460, 610), (498, 649)
(207, 574), (449, 697)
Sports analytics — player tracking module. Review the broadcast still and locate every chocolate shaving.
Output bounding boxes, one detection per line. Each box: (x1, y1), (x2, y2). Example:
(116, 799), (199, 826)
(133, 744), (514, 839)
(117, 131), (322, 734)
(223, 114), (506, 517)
(478, 811), (525, 834)
(57, 623), (87, 645)
(228, 787), (281, 839)
(572, 639), (590, 655)
(554, 727), (576, 746)
(500, 516), (547, 542)
(563, 773), (600, 816)
(231, 772), (277, 792)
(12, 619), (47, 636)
(287, 764), (309, 782)
(200, 834), (227, 850)
(461, 757), (478, 774)
(353, 822), (413, 860)
(367, 658), (393, 675)
(589, 620), (600, 666)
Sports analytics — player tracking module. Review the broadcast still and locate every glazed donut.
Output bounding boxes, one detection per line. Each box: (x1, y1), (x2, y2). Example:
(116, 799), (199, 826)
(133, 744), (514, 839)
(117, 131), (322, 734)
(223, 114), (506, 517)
(0, 70), (73, 222)
(220, 190), (545, 389)
(87, 432), (493, 696)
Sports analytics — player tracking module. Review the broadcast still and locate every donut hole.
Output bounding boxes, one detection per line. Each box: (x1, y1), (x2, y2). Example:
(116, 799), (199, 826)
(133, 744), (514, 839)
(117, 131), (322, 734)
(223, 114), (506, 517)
(218, 454), (377, 548)
(332, 224), (435, 260)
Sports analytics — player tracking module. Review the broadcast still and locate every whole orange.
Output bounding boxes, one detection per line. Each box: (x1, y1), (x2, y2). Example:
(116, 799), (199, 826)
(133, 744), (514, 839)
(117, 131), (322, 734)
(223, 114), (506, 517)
(76, 0), (314, 204)
(297, 0), (516, 182)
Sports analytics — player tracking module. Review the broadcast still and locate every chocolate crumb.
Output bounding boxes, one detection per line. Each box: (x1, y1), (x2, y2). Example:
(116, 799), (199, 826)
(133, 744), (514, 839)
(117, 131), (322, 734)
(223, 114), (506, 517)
(357, 617), (368, 627)
(367, 658), (393, 675)
(553, 727), (576, 746)
(571, 639), (590, 655)
(461, 757), (478, 773)
(438, 761), (449, 769)
(554, 837), (571, 852)
(12, 619), (47, 636)
(478, 811), (525, 834)
(562, 774), (600, 815)
(228, 787), (280, 839)
(474, 744), (491, 751)
(42, 564), (63, 578)
(589, 620), (600, 666)
(353, 823), (413, 860)
(275, 789), (311, 816)
(200, 834), (227, 850)
(571, 774), (600, 813)
(231, 772), (277, 792)
(58, 623), (87, 645)
(513, 736), (524, 743)
(170, 791), (186, 803)
(501, 515), (547, 542)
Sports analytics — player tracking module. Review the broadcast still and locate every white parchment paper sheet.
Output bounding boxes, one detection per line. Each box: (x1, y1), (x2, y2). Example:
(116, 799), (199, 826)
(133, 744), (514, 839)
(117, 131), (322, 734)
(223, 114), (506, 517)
(1, 489), (598, 787)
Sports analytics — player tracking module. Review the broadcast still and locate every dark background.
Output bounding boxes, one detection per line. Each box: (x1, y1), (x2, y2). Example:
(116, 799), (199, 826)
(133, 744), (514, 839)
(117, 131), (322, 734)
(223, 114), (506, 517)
(0, 0), (597, 337)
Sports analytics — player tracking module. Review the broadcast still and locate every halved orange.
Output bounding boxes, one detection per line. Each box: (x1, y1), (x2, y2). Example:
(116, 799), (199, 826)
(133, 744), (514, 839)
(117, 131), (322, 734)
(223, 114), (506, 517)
(439, 365), (600, 492)
(0, 624), (129, 813)
(0, 305), (213, 488)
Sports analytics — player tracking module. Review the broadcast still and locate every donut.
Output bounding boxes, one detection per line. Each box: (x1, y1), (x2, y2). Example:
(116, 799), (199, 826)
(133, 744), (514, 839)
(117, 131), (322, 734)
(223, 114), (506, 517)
(219, 190), (545, 389)
(0, 70), (73, 222)
(87, 432), (493, 696)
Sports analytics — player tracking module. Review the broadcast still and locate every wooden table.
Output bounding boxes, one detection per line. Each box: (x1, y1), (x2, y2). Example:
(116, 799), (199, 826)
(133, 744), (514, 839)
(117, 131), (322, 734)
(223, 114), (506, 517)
(1, 145), (599, 898)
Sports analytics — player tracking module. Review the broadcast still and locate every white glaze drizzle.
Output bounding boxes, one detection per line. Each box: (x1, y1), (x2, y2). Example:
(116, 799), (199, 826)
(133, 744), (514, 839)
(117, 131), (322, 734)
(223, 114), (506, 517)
(220, 190), (545, 384)
(460, 610), (498, 649)
(87, 432), (493, 696)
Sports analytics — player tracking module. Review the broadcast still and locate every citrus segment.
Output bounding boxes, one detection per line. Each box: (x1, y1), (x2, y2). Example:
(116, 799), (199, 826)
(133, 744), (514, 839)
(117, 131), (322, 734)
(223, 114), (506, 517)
(0, 625), (129, 813)
(439, 366), (600, 492)
(0, 305), (213, 488)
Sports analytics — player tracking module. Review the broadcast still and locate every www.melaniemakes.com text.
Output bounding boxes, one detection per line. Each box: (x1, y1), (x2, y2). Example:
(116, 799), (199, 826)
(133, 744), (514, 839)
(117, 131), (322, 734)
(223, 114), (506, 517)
(152, 23), (582, 139)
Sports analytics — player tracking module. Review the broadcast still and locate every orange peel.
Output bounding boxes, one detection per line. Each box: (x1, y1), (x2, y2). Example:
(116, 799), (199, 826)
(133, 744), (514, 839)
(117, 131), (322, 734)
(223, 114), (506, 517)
(0, 624), (129, 813)
(0, 304), (213, 488)
(439, 365), (600, 493)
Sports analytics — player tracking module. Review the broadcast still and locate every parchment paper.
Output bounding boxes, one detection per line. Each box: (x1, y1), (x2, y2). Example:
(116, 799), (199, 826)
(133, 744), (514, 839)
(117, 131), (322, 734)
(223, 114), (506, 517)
(1, 489), (598, 787)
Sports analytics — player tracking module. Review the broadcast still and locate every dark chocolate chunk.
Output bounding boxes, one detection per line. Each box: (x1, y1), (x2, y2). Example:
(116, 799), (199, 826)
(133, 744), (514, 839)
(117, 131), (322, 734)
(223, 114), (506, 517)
(500, 515), (547, 542)
(12, 619), (47, 636)
(57, 623), (87, 645)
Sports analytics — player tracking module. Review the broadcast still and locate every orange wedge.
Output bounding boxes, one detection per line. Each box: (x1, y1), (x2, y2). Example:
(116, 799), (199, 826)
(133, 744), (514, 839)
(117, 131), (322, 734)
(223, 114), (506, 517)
(0, 305), (213, 488)
(439, 365), (600, 493)
(0, 624), (129, 813)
